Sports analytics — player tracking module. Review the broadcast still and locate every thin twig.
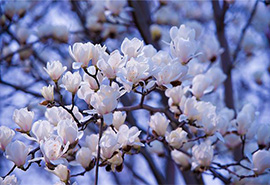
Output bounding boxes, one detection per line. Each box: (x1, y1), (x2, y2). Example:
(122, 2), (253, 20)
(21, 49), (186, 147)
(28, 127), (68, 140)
(94, 118), (104, 185)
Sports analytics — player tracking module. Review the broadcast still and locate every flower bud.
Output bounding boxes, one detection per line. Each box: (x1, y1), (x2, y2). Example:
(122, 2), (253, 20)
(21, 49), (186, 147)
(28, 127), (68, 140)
(252, 150), (270, 174)
(32, 120), (53, 142)
(76, 147), (93, 169)
(171, 150), (191, 169)
(166, 128), (187, 149)
(46, 164), (69, 183)
(5, 140), (30, 167)
(191, 74), (213, 99)
(57, 119), (80, 145)
(13, 107), (34, 132)
(69, 42), (94, 69)
(192, 142), (213, 169)
(112, 111), (126, 130)
(85, 134), (99, 157)
(44, 61), (67, 82)
(0, 126), (15, 151)
(149, 112), (169, 136)
(108, 152), (123, 172)
(257, 124), (270, 148)
(41, 85), (54, 101)
(61, 71), (81, 94)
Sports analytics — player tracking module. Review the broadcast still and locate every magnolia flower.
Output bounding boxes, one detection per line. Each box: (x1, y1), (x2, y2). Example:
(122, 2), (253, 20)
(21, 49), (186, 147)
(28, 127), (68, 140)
(44, 61), (67, 81)
(97, 50), (126, 79)
(57, 119), (82, 145)
(117, 125), (143, 148)
(61, 71), (81, 93)
(216, 108), (235, 136)
(100, 128), (120, 159)
(31, 120), (53, 142)
(0, 174), (18, 185)
(41, 85), (54, 101)
(166, 128), (187, 149)
(170, 25), (198, 64)
(121, 37), (143, 58)
(76, 147), (93, 169)
(46, 164), (69, 183)
(77, 83), (94, 104)
(252, 150), (270, 174)
(117, 57), (152, 92)
(202, 35), (223, 62)
(90, 82), (123, 125)
(192, 142), (214, 169)
(146, 140), (164, 155)
(13, 107), (34, 132)
(257, 124), (270, 147)
(206, 67), (226, 90)
(171, 150), (191, 169)
(108, 152), (123, 172)
(154, 60), (188, 88)
(236, 104), (256, 135)
(149, 112), (169, 136)
(69, 42), (94, 69)
(40, 136), (69, 164)
(85, 134), (99, 157)
(195, 101), (217, 136)
(5, 140), (30, 167)
(179, 97), (199, 121)
(91, 44), (108, 66)
(191, 74), (213, 99)
(112, 111), (126, 130)
(0, 126), (15, 151)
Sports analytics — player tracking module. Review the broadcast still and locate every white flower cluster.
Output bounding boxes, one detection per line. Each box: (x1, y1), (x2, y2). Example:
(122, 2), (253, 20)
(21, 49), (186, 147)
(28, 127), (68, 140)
(1, 22), (270, 184)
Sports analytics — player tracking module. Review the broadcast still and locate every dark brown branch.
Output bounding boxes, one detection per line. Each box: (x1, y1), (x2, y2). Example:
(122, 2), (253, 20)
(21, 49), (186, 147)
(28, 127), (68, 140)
(94, 118), (104, 185)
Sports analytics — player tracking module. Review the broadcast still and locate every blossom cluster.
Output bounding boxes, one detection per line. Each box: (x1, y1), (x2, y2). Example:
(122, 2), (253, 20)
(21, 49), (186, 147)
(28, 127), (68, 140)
(1, 20), (270, 184)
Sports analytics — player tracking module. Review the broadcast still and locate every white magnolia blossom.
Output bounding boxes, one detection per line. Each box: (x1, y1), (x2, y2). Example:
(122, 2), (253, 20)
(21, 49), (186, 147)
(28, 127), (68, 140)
(108, 152), (123, 172)
(191, 74), (213, 99)
(112, 111), (126, 130)
(202, 34), (223, 62)
(121, 37), (143, 58)
(5, 140), (30, 167)
(154, 60), (188, 88)
(97, 50), (126, 79)
(41, 85), (54, 101)
(117, 57), (153, 92)
(13, 107), (34, 132)
(76, 147), (93, 169)
(170, 25), (198, 64)
(195, 101), (217, 136)
(252, 150), (270, 174)
(90, 82), (123, 125)
(85, 134), (99, 157)
(165, 85), (188, 114)
(0, 175), (19, 185)
(206, 67), (227, 90)
(117, 125), (143, 148)
(61, 71), (81, 93)
(57, 119), (82, 145)
(40, 136), (69, 164)
(32, 120), (53, 142)
(257, 124), (270, 147)
(179, 97), (199, 121)
(166, 128), (188, 149)
(236, 103), (256, 135)
(149, 112), (169, 136)
(171, 150), (191, 169)
(91, 44), (108, 66)
(46, 164), (69, 182)
(100, 128), (119, 159)
(192, 142), (214, 169)
(216, 108), (235, 135)
(69, 42), (94, 69)
(0, 126), (15, 151)
(44, 60), (67, 81)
